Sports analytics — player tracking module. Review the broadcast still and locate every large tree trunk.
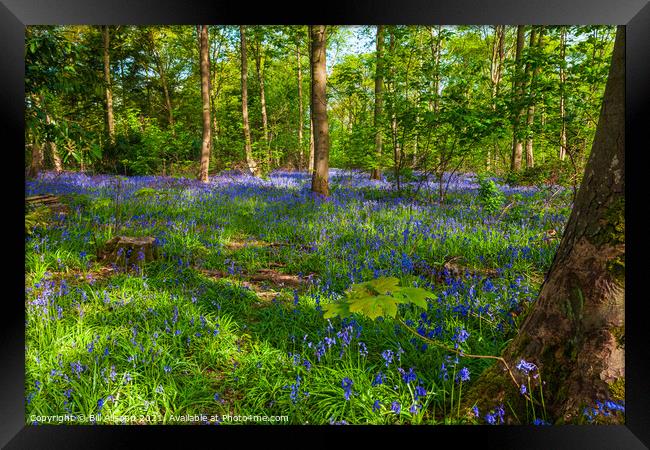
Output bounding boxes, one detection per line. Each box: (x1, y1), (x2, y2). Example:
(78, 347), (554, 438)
(240, 26), (260, 177)
(467, 26), (625, 425)
(525, 27), (544, 169)
(371, 25), (385, 180)
(198, 25), (212, 183)
(510, 25), (526, 172)
(102, 25), (115, 144)
(296, 38), (304, 170)
(310, 25), (329, 196)
(559, 26), (568, 161)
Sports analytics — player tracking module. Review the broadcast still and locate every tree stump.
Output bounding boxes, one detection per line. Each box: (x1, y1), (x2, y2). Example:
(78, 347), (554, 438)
(101, 236), (158, 271)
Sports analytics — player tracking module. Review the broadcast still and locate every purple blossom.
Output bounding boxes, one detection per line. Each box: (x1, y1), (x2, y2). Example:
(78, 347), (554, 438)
(516, 359), (537, 375)
(456, 367), (470, 383)
(381, 349), (394, 367)
(341, 377), (353, 401)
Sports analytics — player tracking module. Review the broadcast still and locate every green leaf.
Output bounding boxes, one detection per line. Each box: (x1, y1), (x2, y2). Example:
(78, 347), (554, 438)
(393, 287), (435, 309)
(347, 294), (406, 320)
(323, 276), (433, 321)
(323, 301), (352, 319)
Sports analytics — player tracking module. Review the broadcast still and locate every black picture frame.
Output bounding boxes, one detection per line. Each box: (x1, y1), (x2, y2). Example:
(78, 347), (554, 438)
(3, 0), (648, 448)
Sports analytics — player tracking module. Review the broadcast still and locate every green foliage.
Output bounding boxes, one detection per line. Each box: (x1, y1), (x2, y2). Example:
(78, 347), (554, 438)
(323, 277), (434, 320)
(25, 205), (52, 235)
(477, 176), (505, 216)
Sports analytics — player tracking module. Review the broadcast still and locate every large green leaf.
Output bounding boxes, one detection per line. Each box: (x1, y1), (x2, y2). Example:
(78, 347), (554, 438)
(322, 301), (352, 319)
(323, 277), (436, 321)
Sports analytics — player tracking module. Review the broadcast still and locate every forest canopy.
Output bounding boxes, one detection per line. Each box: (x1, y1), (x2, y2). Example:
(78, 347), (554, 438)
(25, 25), (614, 184)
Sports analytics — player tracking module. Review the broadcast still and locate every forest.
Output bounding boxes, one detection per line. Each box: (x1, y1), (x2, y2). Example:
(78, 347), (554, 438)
(24, 25), (625, 426)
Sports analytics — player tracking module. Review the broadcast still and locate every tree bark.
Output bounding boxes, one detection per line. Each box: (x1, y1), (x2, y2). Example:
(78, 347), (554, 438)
(525, 27), (544, 169)
(252, 33), (271, 169)
(510, 25), (526, 172)
(198, 25), (212, 183)
(296, 38), (304, 170)
(467, 26), (625, 424)
(102, 25), (115, 144)
(149, 30), (174, 128)
(27, 139), (43, 179)
(240, 26), (260, 177)
(559, 26), (568, 161)
(310, 25), (330, 196)
(388, 28), (401, 190)
(45, 112), (62, 172)
(488, 25), (505, 171)
(371, 25), (385, 180)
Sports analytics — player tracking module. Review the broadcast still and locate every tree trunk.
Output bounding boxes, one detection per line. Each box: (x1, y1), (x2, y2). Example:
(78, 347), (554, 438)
(240, 26), (260, 177)
(467, 26), (625, 425)
(388, 28), (401, 190)
(525, 27), (544, 169)
(102, 25), (115, 144)
(296, 39), (304, 170)
(45, 112), (62, 172)
(510, 25), (525, 172)
(27, 140), (43, 179)
(198, 25), (212, 183)
(429, 26), (442, 115)
(559, 26), (568, 161)
(310, 25), (330, 196)
(149, 30), (174, 128)
(253, 35), (271, 170)
(371, 25), (385, 180)
(488, 25), (505, 171)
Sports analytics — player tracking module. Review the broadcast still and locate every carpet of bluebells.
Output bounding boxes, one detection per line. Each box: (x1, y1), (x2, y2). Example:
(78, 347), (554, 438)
(25, 168), (610, 425)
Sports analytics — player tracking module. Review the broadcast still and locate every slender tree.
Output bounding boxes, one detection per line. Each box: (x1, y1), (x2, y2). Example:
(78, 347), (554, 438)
(198, 25), (212, 182)
(468, 26), (625, 424)
(559, 26), (568, 161)
(102, 25), (115, 144)
(371, 25), (385, 180)
(510, 25), (526, 172)
(296, 33), (305, 169)
(252, 30), (271, 169)
(148, 29), (175, 128)
(488, 25), (506, 171)
(310, 25), (330, 196)
(240, 26), (260, 177)
(524, 26), (545, 168)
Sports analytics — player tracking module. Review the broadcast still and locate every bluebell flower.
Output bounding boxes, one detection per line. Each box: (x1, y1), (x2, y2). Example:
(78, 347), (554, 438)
(520, 384), (527, 395)
(414, 385), (427, 399)
(372, 372), (385, 387)
(373, 400), (381, 412)
(391, 401), (401, 415)
(439, 362), (449, 381)
(533, 418), (551, 425)
(456, 367), (470, 383)
(381, 349), (394, 367)
(341, 377), (353, 401)
(472, 405), (479, 418)
(516, 359), (537, 375)
(358, 342), (368, 357)
(401, 367), (417, 384)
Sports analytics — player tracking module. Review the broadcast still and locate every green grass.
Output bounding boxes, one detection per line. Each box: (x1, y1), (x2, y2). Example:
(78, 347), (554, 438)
(24, 171), (572, 425)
